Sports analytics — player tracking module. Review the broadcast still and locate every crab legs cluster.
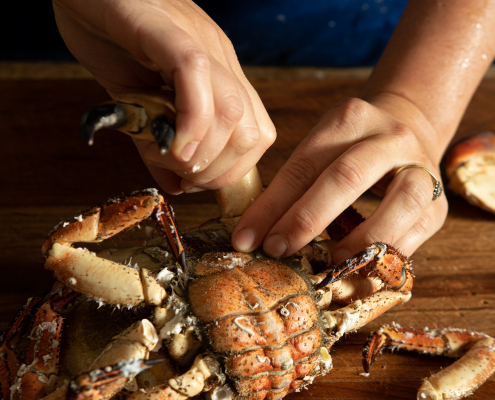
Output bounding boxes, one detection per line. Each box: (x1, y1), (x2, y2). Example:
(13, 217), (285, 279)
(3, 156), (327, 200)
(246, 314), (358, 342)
(42, 188), (184, 307)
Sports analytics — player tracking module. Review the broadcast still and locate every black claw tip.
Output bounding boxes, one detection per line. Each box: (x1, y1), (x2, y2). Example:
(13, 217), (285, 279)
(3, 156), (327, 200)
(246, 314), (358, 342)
(179, 251), (187, 272)
(362, 358), (370, 374)
(143, 358), (165, 367)
(80, 104), (127, 145)
(150, 114), (175, 154)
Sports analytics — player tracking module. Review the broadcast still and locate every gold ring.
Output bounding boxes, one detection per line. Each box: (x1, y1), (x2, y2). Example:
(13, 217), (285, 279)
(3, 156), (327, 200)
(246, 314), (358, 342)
(394, 165), (443, 201)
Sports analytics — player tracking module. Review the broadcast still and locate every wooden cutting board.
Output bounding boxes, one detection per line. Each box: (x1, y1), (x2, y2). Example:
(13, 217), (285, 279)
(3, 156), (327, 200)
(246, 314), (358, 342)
(1, 64), (495, 399)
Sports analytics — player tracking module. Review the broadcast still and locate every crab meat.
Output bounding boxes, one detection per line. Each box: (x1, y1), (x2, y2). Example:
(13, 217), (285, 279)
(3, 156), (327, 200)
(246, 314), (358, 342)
(445, 131), (495, 214)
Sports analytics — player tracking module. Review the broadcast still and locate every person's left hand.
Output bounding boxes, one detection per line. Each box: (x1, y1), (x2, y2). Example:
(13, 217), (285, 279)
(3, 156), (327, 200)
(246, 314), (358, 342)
(231, 94), (449, 264)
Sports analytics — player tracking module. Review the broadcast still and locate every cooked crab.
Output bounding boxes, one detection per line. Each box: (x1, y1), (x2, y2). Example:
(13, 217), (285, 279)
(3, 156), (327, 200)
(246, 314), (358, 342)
(2, 178), (416, 400)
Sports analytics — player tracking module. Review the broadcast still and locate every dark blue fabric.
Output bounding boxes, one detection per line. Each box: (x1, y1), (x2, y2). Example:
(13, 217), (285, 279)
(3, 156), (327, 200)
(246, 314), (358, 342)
(196, 0), (408, 66)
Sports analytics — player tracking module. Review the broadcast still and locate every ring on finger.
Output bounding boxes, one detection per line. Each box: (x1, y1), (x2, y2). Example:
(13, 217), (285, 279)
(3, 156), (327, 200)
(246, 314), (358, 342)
(394, 165), (443, 201)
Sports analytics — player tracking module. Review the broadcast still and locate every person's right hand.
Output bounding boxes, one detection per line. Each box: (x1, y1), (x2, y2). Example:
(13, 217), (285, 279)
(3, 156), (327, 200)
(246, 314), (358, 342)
(53, 0), (276, 194)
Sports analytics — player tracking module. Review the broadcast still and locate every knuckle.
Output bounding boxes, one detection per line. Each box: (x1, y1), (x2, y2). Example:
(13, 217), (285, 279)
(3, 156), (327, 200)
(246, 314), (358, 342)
(292, 207), (322, 237)
(396, 179), (431, 216)
(390, 122), (414, 140)
(263, 124), (277, 148)
(330, 97), (370, 136)
(330, 157), (366, 193)
(218, 94), (244, 126)
(182, 48), (210, 73)
(410, 214), (431, 238)
(281, 156), (320, 192)
(230, 126), (260, 155)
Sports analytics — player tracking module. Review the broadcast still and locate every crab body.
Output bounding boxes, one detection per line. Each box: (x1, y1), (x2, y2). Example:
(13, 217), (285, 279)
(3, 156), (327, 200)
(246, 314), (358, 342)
(189, 253), (324, 399)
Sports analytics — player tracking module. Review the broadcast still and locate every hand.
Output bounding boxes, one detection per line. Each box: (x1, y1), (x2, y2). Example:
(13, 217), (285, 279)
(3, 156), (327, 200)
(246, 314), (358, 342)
(53, 0), (275, 194)
(232, 94), (449, 263)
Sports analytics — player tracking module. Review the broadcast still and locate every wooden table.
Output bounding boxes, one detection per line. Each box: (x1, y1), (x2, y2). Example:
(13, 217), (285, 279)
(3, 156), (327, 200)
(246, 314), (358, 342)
(1, 63), (495, 399)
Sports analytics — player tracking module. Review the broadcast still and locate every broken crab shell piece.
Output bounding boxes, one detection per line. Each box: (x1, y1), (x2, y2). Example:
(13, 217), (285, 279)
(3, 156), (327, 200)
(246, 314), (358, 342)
(42, 189), (185, 306)
(363, 325), (495, 400)
(81, 92), (177, 154)
(444, 131), (495, 214)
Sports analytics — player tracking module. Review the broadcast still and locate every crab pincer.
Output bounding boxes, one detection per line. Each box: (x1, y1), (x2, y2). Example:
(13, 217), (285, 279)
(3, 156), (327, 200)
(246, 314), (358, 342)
(315, 242), (413, 293)
(80, 93), (176, 154)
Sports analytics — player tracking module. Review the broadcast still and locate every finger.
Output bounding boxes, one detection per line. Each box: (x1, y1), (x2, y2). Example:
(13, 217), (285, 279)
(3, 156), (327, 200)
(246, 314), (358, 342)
(144, 163), (183, 195)
(391, 196), (448, 256)
(131, 13), (215, 162)
(233, 104), (404, 254)
(331, 167), (445, 263)
(179, 86), (261, 191)
(133, 58), (253, 181)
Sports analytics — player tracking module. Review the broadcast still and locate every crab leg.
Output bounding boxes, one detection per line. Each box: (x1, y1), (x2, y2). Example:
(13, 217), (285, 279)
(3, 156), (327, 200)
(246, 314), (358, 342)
(81, 92), (177, 154)
(0, 295), (44, 398)
(126, 354), (221, 400)
(43, 189), (184, 306)
(43, 319), (159, 400)
(43, 359), (162, 400)
(315, 242), (413, 293)
(363, 325), (495, 400)
(8, 287), (79, 400)
(321, 291), (411, 344)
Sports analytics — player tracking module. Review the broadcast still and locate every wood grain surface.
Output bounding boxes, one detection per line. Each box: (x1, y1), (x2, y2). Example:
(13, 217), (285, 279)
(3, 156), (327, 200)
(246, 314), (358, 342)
(1, 64), (495, 399)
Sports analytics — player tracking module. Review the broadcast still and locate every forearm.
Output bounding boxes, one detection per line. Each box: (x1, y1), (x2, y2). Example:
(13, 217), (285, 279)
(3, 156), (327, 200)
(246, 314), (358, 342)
(362, 0), (495, 164)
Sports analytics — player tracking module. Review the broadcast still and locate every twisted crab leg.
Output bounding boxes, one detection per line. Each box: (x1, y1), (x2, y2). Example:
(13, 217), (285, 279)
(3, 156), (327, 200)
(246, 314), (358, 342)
(42, 189), (184, 306)
(363, 325), (495, 400)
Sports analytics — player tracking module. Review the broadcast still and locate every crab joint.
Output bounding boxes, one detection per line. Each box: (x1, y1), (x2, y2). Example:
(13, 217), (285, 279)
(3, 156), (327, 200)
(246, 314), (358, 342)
(80, 93), (177, 154)
(68, 359), (163, 400)
(168, 354), (219, 397)
(91, 320), (159, 370)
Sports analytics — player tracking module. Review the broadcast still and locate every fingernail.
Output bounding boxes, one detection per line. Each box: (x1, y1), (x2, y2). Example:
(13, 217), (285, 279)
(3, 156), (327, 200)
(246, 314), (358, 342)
(264, 234), (288, 258)
(234, 228), (257, 252)
(332, 248), (352, 265)
(184, 187), (206, 194)
(180, 141), (199, 162)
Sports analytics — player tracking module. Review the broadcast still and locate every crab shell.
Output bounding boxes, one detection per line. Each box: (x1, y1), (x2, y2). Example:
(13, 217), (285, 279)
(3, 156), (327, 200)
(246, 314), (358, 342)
(189, 253), (326, 400)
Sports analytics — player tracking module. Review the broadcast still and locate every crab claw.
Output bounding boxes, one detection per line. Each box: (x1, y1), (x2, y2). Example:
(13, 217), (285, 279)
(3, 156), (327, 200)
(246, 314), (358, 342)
(315, 242), (412, 293)
(67, 358), (163, 400)
(80, 103), (127, 146)
(80, 93), (176, 154)
(362, 327), (389, 373)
